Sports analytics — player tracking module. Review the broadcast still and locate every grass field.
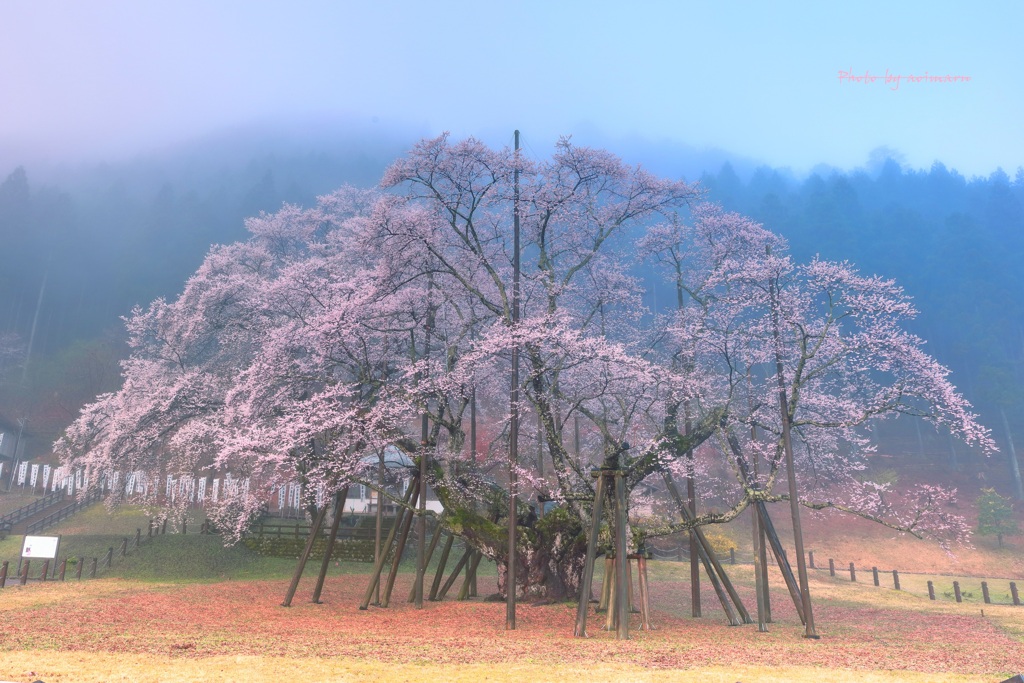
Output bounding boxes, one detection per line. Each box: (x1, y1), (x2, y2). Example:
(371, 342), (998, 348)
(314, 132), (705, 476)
(0, 501), (1021, 682)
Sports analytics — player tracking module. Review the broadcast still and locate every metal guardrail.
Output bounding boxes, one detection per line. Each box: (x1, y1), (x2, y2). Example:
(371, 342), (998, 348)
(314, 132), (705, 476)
(0, 490), (66, 526)
(25, 488), (104, 535)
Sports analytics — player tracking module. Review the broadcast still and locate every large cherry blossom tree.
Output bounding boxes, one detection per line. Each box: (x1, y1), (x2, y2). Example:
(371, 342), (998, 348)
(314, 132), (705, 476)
(57, 134), (992, 604)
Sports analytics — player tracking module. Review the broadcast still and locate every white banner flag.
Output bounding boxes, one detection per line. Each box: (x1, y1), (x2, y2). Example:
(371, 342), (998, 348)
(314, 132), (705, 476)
(42, 464), (51, 491)
(198, 478), (206, 503)
(30, 463), (38, 487)
(212, 478), (220, 502)
(17, 461), (28, 485)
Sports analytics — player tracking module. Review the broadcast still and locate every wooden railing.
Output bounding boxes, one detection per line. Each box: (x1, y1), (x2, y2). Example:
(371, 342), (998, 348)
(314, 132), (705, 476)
(25, 488), (104, 535)
(0, 490), (66, 527)
(252, 521), (394, 542)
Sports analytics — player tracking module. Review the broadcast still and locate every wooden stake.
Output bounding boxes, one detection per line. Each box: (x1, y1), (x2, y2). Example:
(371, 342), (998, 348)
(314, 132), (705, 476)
(410, 514), (446, 603)
(575, 471), (607, 637)
(429, 533), (455, 600)
(312, 487), (349, 604)
(755, 502), (806, 625)
(382, 484), (421, 607)
(282, 498), (331, 607)
(360, 477), (417, 610)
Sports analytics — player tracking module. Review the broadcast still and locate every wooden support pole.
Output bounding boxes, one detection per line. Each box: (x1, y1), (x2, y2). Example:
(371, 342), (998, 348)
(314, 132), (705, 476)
(872, 567), (879, 586)
(437, 546), (471, 600)
(849, 562), (856, 582)
(76, 558), (84, 581)
(598, 556), (613, 612)
(120, 537), (128, 557)
(428, 533), (455, 601)
(360, 478), (418, 609)
(59, 559), (67, 581)
(457, 552), (483, 601)
(469, 550), (480, 597)
(604, 560), (617, 632)
(750, 494), (768, 631)
(953, 581), (962, 602)
(982, 581), (991, 604)
(756, 502), (806, 625)
(40, 560), (49, 582)
(758, 516), (772, 624)
(637, 554), (653, 631)
(105, 547), (113, 569)
(312, 487), (350, 605)
(927, 580), (935, 600)
(20, 560), (29, 585)
(667, 473), (750, 623)
(381, 483), (421, 607)
(808, 550), (815, 569)
(614, 472), (630, 640)
(575, 471), (607, 638)
(828, 558), (835, 577)
(281, 497), (331, 607)
(0, 560), (7, 587)
(893, 570), (900, 591)
(90, 558), (97, 578)
(410, 514), (446, 603)
(1011, 582), (1020, 606)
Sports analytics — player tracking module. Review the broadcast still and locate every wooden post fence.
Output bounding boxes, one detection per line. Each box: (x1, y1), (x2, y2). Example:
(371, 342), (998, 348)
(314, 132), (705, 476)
(1012, 582), (1020, 606)
(20, 560), (29, 585)
(872, 567), (879, 586)
(892, 570), (900, 590)
(808, 551), (815, 569)
(0, 560), (7, 587)
(849, 562), (856, 582)
(927, 580), (935, 600)
(58, 559), (67, 581)
(982, 582), (991, 604)
(40, 560), (49, 581)
(76, 558), (84, 580)
(953, 581), (962, 602)
(828, 558), (835, 577)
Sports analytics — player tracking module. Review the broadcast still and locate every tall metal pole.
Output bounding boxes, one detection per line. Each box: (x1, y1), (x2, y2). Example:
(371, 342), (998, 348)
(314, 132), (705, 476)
(373, 449), (384, 605)
(415, 416), (428, 608)
(507, 130), (521, 630)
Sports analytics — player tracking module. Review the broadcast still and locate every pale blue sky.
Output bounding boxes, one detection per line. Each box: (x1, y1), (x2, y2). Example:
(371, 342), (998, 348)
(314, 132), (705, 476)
(1, 0), (1020, 176)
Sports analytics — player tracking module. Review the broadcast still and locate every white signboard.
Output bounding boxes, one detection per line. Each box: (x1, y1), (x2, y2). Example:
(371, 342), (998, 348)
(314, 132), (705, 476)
(21, 535), (60, 560)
